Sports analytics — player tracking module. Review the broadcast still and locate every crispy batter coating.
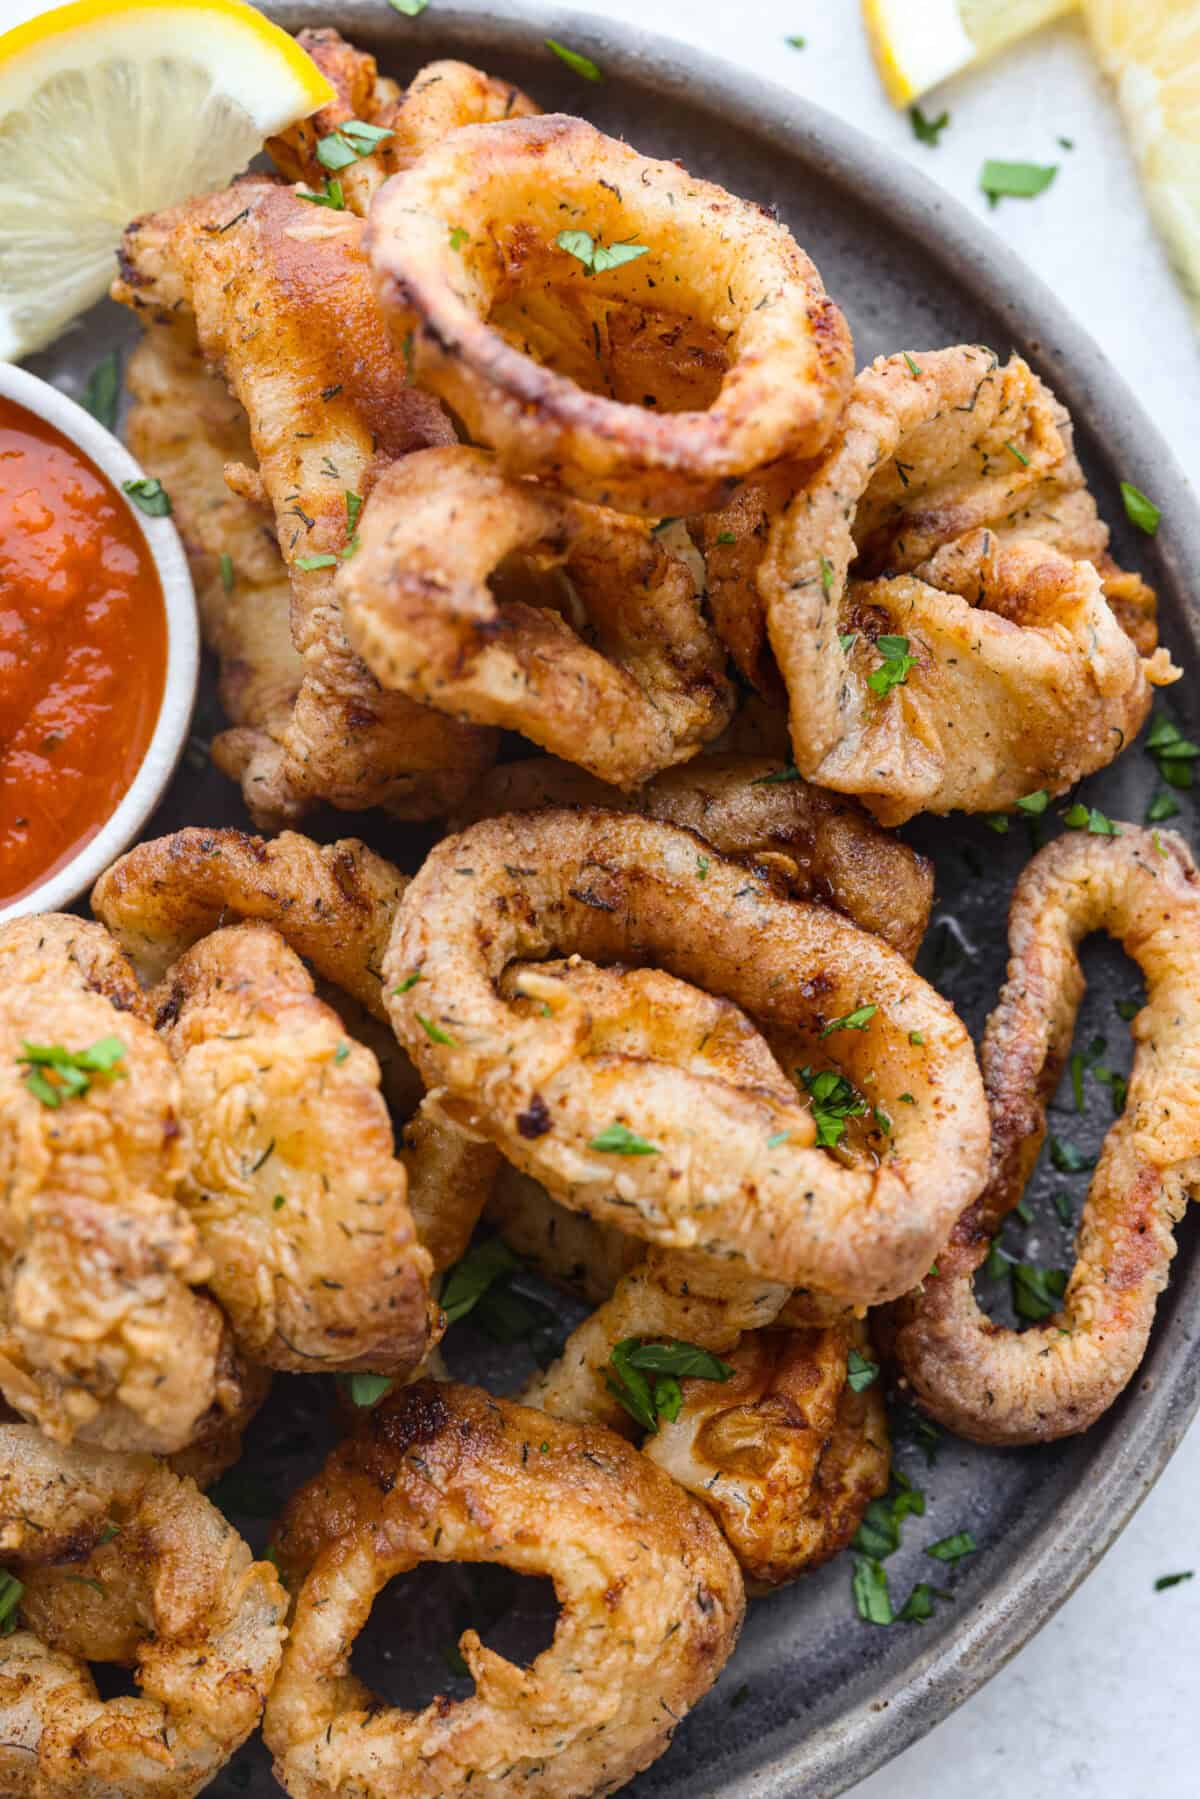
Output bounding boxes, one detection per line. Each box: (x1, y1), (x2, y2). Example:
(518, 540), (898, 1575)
(123, 323), (305, 826)
(890, 827), (1200, 1442)
(0, 1426), (285, 1797)
(647, 1320), (889, 1588)
(757, 349), (1177, 823)
(367, 114), (853, 514)
(0, 917), (236, 1454)
(340, 445), (735, 786)
(385, 811), (988, 1302)
(114, 178), (497, 819)
(93, 828), (502, 1274)
(268, 34), (539, 215)
(264, 1382), (744, 1799)
(487, 1162), (646, 1304)
(151, 923), (435, 1373)
(453, 752), (934, 961)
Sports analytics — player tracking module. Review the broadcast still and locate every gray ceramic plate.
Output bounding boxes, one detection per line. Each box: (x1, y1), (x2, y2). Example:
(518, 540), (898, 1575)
(28, 5), (1200, 1795)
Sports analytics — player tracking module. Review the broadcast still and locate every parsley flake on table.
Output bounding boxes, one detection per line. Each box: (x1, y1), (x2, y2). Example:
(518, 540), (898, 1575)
(1050, 1135), (1095, 1174)
(910, 107), (949, 147)
(852, 1555), (893, 1625)
(1011, 1262), (1069, 1322)
(81, 350), (120, 430)
(1155, 1571), (1194, 1592)
(1063, 802), (1121, 836)
(925, 1530), (976, 1564)
(980, 159), (1058, 205)
(1146, 714), (1199, 791)
(344, 1373), (393, 1408)
(1121, 480), (1161, 535)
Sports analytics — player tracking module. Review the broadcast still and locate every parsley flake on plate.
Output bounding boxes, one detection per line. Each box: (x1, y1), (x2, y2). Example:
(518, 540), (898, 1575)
(980, 159), (1058, 205)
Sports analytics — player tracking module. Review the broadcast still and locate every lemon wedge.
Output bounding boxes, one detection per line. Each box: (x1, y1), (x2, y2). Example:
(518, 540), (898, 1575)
(0, 0), (334, 359)
(1083, 1), (1200, 322)
(863, 0), (1078, 105)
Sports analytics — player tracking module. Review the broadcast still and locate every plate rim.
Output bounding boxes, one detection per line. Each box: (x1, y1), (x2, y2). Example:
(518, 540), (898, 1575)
(267, 5), (1200, 1791)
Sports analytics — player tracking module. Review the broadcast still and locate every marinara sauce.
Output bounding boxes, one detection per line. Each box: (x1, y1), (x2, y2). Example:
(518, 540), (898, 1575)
(0, 396), (167, 906)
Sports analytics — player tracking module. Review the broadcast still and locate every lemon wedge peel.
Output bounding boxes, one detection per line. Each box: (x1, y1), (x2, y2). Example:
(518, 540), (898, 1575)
(864, 0), (1078, 106)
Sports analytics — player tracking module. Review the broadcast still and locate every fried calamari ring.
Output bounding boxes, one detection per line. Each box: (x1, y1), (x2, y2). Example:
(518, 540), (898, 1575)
(366, 114), (853, 515)
(0, 1426), (285, 1798)
(114, 179), (497, 820)
(0, 918), (237, 1455)
(340, 445), (734, 786)
(453, 752), (934, 961)
(93, 828), (502, 1276)
(268, 34), (539, 216)
(891, 827), (1200, 1443)
(264, 1381), (743, 1799)
(486, 1162), (646, 1305)
(757, 348), (1177, 823)
(151, 923), (435, 1373)
(385, 811), (989, 1302)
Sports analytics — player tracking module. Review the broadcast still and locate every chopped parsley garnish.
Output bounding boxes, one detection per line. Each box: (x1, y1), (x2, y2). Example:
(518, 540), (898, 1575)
(820, 1003), (877, 1038)
(867, 634), (917, 696)
(1154, 1571), (1194, 1592)
(1068, 1034), (1107, 1111)
(751, 764), (803, 785)
(393, 969), (422, 993)
(846, 1347), (879, 1392)
(697, 854), (709, 879)
(1011, 1261), (1068, 1322)
(544, 37), (602, 80)
(606, 1336), (733, 1433)
(1147, 791), (1181, 823)
(0, 1571), (23, 1634)
(219, 551), (234, 593)
(122, 476), (171, 516)
(980, 159), (1058, 205)
(297, 177), (345, 210)
(1004, 439), (1030, 466)
(555, 229), (648, 275)
(449, 225), (469, 251)
(1092, 1064), (1128, 1115)
(334, 1041), (351, 1065)
(440, 1237), (520, 1325)
(853, 1472), (926, 1561)
(820, 554), (835, 596)
(839, 631), (858, 654)
(1063, 802), (1121, 836)
(1116, 998), (1141, 1022)
(984, 813), (1009, 833)
(588, 1121), (660, 1155)
(785, 34), (806, 49)
(766, 1129), (791, 1149)
(910, 107), (949, 147)
(345, 1373), (393, 1407)
(316, 118), (394, 171)
(19, 1037), (126, 1109)
(925, 1530), (976, 1564)
(272, 1194), (285, 1210)
(1049, 1135), (1094, 1174)
(388, 0), (428, 13)
(1015, 789), (1050, 814)
(898, 1581), (950, 1622)
(345, 490), (363, 536)
(1121, 481), (1161, 536)
(909, 1030), (925, 1047)
(796, 1065), (867, 1149)
(852, 1555), (893, 1625)
(81, 350), (120, 430)
(294, 553), (340, 572)
(1146, 714), (1198, 790)
(415, 1012), (456, 1046)
(715, 530), (736, 544)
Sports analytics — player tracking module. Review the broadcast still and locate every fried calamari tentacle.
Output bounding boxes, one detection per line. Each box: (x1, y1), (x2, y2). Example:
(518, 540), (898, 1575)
(340, 445), (735, 786)
(93, 828), (406, 1016)
(758, 348), (1177, 824)
(114, 178), (497, 819)
(453, 752), (934, 961)
(385, 811), (989, 1302)
(0, 918), (236, 1454)
(123, 323), (305, 826)
(0, 1427), (286, 1798)
(367, 114), (853, 515)
(891, 827), (1200, 1443)
(152, 923), (435, 1374)
(264, 1382), (744, 1799)
(268, 36), (539, 216)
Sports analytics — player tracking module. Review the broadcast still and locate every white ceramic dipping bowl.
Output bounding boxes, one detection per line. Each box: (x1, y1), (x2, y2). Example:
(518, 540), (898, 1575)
(0, 359), (198, 922)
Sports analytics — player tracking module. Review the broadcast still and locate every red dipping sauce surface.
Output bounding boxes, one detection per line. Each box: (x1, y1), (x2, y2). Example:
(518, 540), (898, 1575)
(0, 395), (167, 906)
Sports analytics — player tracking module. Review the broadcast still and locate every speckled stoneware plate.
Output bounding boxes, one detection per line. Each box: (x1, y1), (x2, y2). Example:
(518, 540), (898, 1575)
(25, 4), (1200, 1795)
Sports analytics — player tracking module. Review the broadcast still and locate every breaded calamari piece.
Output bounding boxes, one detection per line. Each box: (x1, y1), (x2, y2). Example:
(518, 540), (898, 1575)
(114, 178), (496, 819)
(0, 1426), (286, 1798)
(151, 923), (435, 1374)
(264, 1382), (744, 1799)
(0, 917), (236, 1454)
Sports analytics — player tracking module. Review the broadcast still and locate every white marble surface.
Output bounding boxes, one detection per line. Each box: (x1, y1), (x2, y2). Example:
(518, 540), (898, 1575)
(549, 3), (1200, 1794)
